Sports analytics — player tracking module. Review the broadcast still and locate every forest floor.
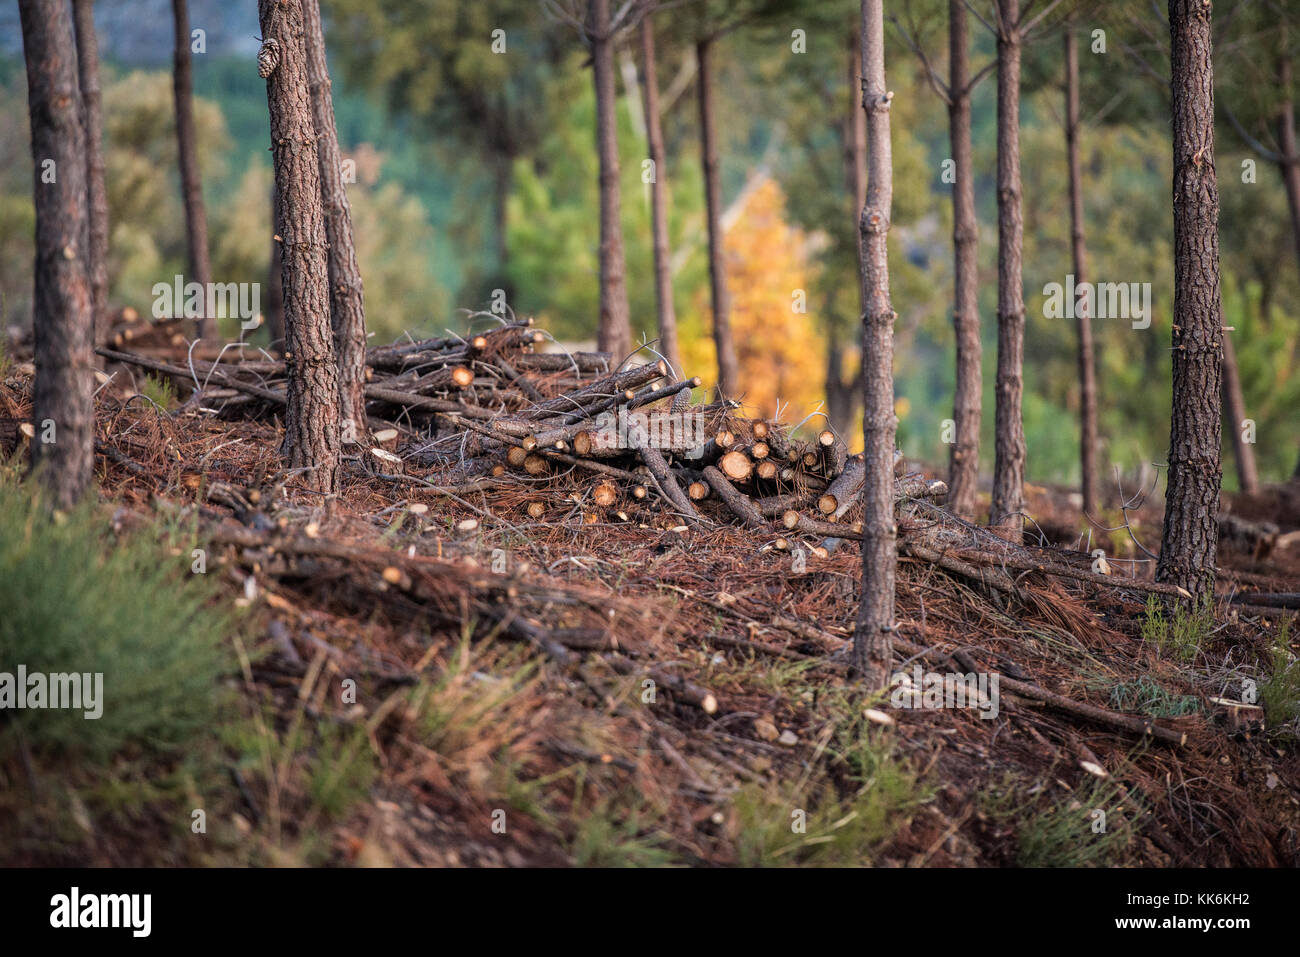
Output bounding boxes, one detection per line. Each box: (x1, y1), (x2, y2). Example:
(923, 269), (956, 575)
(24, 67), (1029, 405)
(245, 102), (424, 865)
(2, 324), (1300, 867)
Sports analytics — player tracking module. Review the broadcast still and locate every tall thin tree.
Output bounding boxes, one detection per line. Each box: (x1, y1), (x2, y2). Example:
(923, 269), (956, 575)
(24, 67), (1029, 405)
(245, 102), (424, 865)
(302, 0), (368, 445)
(828, 25), (866, 436)
(172, 0), (213, 340)
(1064, 21), (1100, 517)
(1158, 0), (1224, 601)
(19, 0), (95, 508)
(73, 0), (108, 351)
(853, 0), (898, 687)
(696, 33), (741, 398)
(989, 0), (1027, 542)
(588, 0), (633, 361)
(258, 0), (341, 494)
(891, 4), (990, 520)
(640, 13), (682, 375)
(946, 0), (984, 520)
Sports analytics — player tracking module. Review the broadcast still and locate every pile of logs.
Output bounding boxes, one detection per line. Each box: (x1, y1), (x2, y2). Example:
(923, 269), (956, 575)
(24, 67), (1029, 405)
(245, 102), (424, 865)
(95, 317), (948, 538)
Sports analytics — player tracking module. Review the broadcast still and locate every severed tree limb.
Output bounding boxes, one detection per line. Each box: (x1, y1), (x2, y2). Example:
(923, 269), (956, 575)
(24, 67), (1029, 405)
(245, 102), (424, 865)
(702, 465), (767, 528)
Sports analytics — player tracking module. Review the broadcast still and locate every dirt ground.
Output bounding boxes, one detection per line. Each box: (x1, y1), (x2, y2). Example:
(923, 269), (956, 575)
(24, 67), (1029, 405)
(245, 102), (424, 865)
(3, 340), (1299, 868)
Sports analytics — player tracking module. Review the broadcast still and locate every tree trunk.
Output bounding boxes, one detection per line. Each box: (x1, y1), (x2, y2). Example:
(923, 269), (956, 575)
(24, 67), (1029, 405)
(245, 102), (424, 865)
(302, 0), (367, 445)
(1157, 0), (1223, 602)
(1220, 330), (1258, 492)
(990, 0), (1026, 542)
(1275, 53), (1300, 275)
(640, 15), (682, 376)
(588, 0), (632, 361)
(697, 36), (740, 398)
(19, 0), (95, 508)
(825, 29), (867, 438)
(947, 0), (981, 520)
(1065, 23), (1100, 518)
(853, 0), (897, 689)
(72, 0), (108, 352)
(172, 0), (213, 340)
(258, 0), (341, 495)
(1274, 55), (1300, 483)
(266, 183), (285, 354)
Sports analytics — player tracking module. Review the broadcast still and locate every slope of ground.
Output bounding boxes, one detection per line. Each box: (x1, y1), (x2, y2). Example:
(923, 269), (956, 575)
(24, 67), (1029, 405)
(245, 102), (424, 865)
(1, 322), (1298, 867)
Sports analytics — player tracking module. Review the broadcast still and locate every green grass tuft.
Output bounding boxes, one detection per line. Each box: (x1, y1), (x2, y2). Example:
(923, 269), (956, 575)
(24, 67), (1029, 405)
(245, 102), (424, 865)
(0, 476), (234, 765)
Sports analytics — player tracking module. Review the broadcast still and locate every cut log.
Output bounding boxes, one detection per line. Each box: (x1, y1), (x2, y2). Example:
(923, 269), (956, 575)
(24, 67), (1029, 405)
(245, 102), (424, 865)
(702, 466), (766, 529)
(718, 450), (753, 483)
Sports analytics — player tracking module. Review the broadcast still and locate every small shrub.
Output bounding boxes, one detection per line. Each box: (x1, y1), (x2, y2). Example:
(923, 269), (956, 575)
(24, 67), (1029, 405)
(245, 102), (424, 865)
(0, 477), (233, 765)
(1260, 621), (1300, 730)
(1140, 594), (1212, 662)
(1016, 777), (1139, 867)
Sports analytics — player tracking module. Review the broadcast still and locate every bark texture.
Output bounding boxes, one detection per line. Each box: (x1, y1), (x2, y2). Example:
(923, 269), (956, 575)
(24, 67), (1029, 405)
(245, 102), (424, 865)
(697, 36), (740, 399)
(72, 0), (108, 349)
(302, 0), (367, 444)
(172, 0), (213, 339)
(640, 15), (682, 376)
(947, 0), (981, 520)
(1065, 23), (1100, 517)
(587, 0), (633, 361)
(20, 0), (95, 508)
(1158, 0), (1223, 601)
(259, 0), (341, 494)
(853, 0), (898, 688)
(266, 182), (285, 353)
(990, 0), (1026, 542)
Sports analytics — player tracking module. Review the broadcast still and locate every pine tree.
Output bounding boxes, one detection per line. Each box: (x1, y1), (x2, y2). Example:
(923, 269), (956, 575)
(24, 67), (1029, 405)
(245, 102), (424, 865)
(853, 0), (898, 687)
(258, 0), (341, 494)
(1158, 0), (1224, 601)
(302, 0), (368, 444)
(19, 0), (95, 508)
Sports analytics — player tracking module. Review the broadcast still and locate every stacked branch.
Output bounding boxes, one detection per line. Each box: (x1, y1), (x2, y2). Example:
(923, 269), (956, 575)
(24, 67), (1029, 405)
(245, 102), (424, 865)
(97, 317), (947, 542)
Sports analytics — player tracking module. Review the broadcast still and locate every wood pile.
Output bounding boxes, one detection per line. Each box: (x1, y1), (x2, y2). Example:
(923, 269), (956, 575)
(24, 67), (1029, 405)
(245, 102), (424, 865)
(95, 317), (948, 540)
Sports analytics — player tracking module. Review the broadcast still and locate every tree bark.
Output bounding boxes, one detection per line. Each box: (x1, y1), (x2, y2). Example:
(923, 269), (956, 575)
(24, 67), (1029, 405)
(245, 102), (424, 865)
(302, 0), (367, 445)
(853, 0), (898, 689)
(258, 0), (341, 494)
(19, 0), (95, 508)
(947, 0), (981, 520)
(990, 0), (1026, 542)
(72, 0), (108, 351)
(697, 36), (740, 399)
(1065, 23), (1100, 518)
(1158, 0), (1223, 602)
(172, 0), (213, 340)
(266, 182), (285, 354)
(587, 0), (633, 362)
(640, 15), (682, 376)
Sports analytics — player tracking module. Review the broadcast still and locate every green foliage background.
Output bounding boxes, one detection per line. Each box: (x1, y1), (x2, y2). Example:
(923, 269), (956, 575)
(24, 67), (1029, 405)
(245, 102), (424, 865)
(0, 0), (1297, 485)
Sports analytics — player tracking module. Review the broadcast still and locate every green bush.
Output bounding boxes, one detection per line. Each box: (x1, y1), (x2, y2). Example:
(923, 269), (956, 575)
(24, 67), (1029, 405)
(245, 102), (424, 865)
(0, 476), (233, 766)
(1260, 621), (1300, 731)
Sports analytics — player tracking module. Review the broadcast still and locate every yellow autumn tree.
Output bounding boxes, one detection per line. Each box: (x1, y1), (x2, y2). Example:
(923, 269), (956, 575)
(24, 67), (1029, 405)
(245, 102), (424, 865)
(680, 179), (825, 421)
